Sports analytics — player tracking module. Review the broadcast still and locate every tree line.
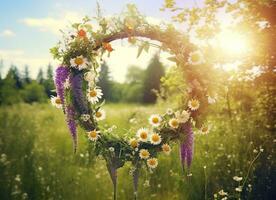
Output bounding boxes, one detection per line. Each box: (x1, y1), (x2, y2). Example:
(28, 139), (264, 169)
(0, 54), (165, 105)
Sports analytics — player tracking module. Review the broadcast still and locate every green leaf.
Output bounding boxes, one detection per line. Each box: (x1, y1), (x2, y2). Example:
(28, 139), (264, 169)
(72, 23), (80, 29)
(167, 56), (178, 63)
(136, 45), (144, 58)
(144, 41), (150, 52)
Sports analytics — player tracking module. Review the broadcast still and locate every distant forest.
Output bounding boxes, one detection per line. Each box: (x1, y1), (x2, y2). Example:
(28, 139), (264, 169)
(0, 54), (165, 105)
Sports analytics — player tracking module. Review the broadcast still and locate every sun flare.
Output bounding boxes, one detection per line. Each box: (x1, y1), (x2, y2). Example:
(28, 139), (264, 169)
(216, 30), (249, 55)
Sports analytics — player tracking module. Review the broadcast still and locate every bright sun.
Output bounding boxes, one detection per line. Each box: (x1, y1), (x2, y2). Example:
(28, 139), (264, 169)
(216, 30), (249, 55)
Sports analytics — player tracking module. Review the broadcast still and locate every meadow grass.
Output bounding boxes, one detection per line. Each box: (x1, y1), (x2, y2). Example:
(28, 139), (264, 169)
(0, 103), (274, 200)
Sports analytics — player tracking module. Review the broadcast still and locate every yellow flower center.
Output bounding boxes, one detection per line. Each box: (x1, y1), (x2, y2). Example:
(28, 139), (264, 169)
(130, 140), (138, 148)
(191, 100), (198, 108)
(89, 131), (97, 138)
(75, 57), (84, 65)
(140, 132), (148, 140)
(152, 134), (160, 142)
(162, 144), (170, 152)
(141, 150), (149, 157)
(95, 111), (102, 118)
(171, 119), (179, 127)
(55, 98), (62, 104)
(89, 90), (97, 97)
(152, 117), (159, 124)
(191, 53), (200, 62)
(148, 159), (156, 166)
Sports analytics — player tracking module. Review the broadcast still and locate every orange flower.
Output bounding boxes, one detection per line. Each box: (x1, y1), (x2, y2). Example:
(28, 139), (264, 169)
(77, 29), (87, 38)
(102, 42), (114, 52)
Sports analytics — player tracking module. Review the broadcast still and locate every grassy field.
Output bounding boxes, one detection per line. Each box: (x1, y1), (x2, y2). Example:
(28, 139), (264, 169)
(0, 103), (274, 200)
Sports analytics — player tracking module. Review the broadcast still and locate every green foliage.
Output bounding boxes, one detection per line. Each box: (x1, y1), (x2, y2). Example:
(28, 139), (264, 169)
(0, 68), (22, 105)
(22, 81), (47, 103)
(143, 54), (165, 103)
(98, 61), (112, 101)
(43, 64), (55, 97)
(0, 102), (274, 199)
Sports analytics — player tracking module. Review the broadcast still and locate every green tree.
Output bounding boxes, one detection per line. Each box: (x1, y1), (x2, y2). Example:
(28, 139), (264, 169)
(22, 81), (47, 103)
(98, 61), (112, 101)
(0, 68), (22, 105)
(122, 65), (145, 103)
(10, 65), (23, 89)
(36, 68), (44, 84)
(23, 65), (31, 85)
(142, 54), (165, 103)
(43, 64), (55, 97)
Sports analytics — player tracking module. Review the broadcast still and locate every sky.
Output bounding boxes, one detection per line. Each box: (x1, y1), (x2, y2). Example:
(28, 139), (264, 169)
(0, 0), (200, 82)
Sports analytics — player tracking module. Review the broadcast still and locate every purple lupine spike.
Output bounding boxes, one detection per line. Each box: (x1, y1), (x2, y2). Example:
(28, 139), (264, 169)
(55, 66), (70, 104)
(65, 105), (77, 153)
(71, 73), (88, 113)
(180, 123), (194, 169)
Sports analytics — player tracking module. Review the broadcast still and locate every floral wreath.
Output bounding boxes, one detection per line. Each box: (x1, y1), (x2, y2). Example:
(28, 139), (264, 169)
(50, 5), (214, 199)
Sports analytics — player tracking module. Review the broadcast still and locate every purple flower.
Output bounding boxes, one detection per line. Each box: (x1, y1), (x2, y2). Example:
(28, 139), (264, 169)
(66, 105), (78, 152)
(180, 123), (194, 169)
(71, 73), (88, 113)
(55, 66), (70, 104)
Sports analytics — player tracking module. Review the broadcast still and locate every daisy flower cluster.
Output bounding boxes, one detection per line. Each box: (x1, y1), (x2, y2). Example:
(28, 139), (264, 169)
(50, 18), (118, 150)
(126, 100), (209, 170)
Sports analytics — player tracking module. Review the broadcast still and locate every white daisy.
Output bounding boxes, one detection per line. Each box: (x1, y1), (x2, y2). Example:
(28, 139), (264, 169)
(147, 158), (158, 169)
(87, 87), (103, 104)
(84, 71), (98, 83)
(149, 114), (162, 127)
(51, 96), (62, 109)
(87, 129), (100, 141)
(129, 138), (139, 148)
(175, 110), (190, 123)
(218, 190), (228, 196)
(81, 114), (90, 122)
(136, 128), (149, 142)
(109, 147), (115, 152)
(233, 176), (243, 182)
(200, 125), (211, 134)
(169, 118), (179, 129)
(150, 133), (162, 145)
(188, 99), (200, 111)
(70, 55), (89, 70)
(95, 108), (106, 121)
(162, 144), (171, 155)
(139, 149), (150, 159)
(64, 78), (70, 89)
(207, 95), (216, 104)
(188, 50), (204, 65)
(166, 108), (173, 115)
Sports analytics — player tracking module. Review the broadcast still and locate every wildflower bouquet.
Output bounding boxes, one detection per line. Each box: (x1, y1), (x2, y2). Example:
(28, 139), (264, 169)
(50, 5), (214, 199)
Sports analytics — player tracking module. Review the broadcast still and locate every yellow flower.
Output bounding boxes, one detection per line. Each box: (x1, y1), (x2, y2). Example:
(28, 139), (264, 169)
(169, 118), (179, 129)
(51, 96), (62, 109)
(150, 133), (162, 145)
(139, 149), (150, 159)
(129, 138), (139, 148)
(188, 99), (200, 111)
(162, 144), (171, 155)
(200, 125), (211, 134)
(136, 128), (149, 142)
(95, 108), (106, 121)
(149, 114), (162, 127)
(70, 55), (88, 70)
(188, 50), (204, 65)
(147, 158), (158, 169)
(87, 87), (103, 104)
(87, 130), (100, 141)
